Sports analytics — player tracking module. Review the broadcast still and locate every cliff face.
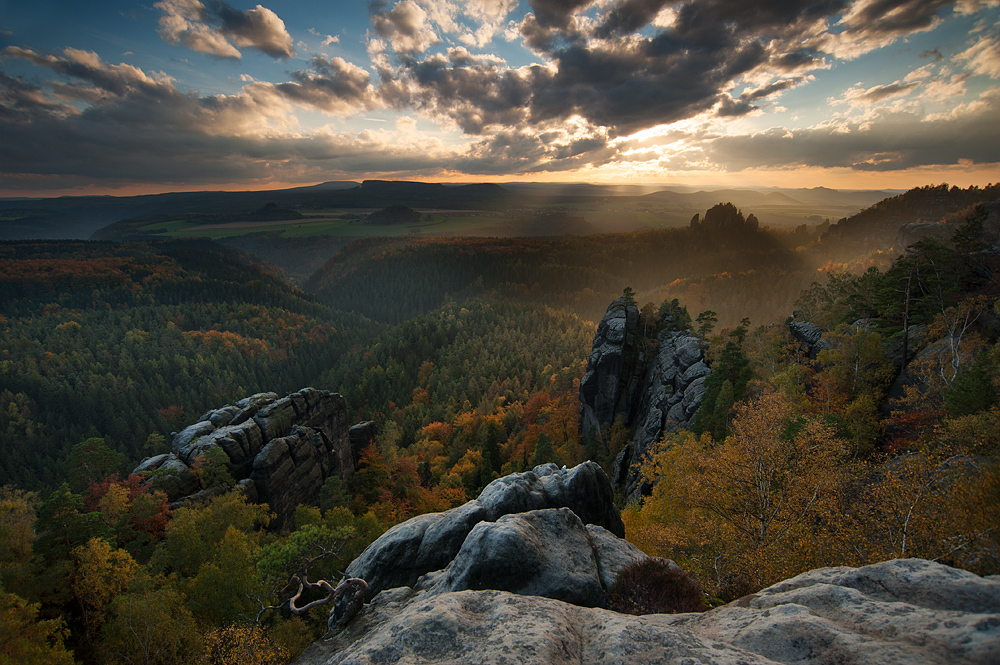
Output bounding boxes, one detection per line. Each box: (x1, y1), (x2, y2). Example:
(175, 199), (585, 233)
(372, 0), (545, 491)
(579, 297), (709, 499)
(133, 387), (357, 529)
(294, 463), (1000, 665)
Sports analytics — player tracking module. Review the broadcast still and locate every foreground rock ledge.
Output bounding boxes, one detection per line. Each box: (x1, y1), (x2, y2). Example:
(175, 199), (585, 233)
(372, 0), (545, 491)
(293, 558), (1000, 665)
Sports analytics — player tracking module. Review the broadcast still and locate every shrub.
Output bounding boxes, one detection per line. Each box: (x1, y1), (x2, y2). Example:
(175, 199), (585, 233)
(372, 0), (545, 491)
(607, 559), (707, 615)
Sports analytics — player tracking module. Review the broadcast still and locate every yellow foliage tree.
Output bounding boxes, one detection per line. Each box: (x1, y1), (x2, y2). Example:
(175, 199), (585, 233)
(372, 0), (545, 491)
(634, 390), (848, 597)
(0, 589), (74, 665)
(98, 586), (203, 665)
(204, 623), (288, 665)
(71, 538), (139, 639)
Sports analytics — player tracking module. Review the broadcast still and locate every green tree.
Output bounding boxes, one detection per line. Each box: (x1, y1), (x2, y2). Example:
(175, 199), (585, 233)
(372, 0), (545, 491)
(98, 586), (203, 665)
(65, 438), (123, 494)
(696, 310), (718, 339)
(657, 299), (691, 333)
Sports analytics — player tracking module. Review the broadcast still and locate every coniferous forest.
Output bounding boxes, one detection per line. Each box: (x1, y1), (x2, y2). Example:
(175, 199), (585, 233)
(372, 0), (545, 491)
(1, 185), (999, 664)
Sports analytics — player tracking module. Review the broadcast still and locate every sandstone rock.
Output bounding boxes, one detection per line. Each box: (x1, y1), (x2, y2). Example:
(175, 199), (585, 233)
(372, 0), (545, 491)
(297, 588), (769, 665)
(673, 558), (1000, 665)
(477, 462), (624, 537)
(578, 297), (642, 438)
(424, 508), (606, 608)
(347, 512), (448, 595)
(293, 559), (1000, 665)
(346, 462), (624, 598)
(171, 420), (215, 457)
(349, 421), (378, 460)
(580, 298), (711, 499)
(134, 452), (201, 502)
(789, 320), (831, 359)
(585, 523), (673, 591)
(134, 387), (356, 530)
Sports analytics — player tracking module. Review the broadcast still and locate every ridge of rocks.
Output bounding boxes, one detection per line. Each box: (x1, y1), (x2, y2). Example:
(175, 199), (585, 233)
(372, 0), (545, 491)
(132, 387), (360, 529)
(294, 461), (1000, 665)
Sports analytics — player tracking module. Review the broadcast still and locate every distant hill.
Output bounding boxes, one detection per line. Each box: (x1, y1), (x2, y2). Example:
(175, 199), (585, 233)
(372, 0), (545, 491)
(821, 183), (1000, 249)
(0, 181), (519, 241)
(365, 204), (422, 225)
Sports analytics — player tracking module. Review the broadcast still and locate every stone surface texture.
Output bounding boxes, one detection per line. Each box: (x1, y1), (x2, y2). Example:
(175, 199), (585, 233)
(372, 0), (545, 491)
(345, 462), (625, 598)
(294, 558), (1000, 665)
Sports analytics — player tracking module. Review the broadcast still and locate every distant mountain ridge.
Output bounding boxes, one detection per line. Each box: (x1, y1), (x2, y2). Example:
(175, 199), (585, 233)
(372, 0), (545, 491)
(2, 180), (900, 241)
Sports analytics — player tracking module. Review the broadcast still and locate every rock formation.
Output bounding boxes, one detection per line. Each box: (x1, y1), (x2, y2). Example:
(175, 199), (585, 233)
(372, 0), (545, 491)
(345, 462), (625, 599)
(788, 319), (832, 360)
(294, 462), (1000, 665)
(579, 297), (709, 500)
(133, 387), (354, 529)
(294, 557), (1000, 665)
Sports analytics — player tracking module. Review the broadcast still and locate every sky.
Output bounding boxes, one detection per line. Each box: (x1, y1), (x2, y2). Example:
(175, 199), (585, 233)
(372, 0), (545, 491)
(0, 0), (998, 197)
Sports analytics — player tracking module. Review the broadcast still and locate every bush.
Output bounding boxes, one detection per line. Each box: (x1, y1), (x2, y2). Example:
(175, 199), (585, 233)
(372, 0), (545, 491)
(607, 559), (707, 615)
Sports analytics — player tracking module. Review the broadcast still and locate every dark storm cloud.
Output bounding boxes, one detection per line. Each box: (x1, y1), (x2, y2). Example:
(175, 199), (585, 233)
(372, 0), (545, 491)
(0, 47), (444, 187)
(841, 0), (952, 35)
(594, 0), (672, 39)
(0, 71), (79, 122)
(379, 49), (537, 133)
(388, 0), (871, 138)
(528, 0), (595, 28)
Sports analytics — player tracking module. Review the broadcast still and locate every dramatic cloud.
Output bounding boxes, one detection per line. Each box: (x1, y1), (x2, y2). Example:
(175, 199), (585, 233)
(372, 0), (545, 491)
(0, 48), (453, 188)
(704, 92), (1000, 171)
(383, 0), (968, 140)
(275, 57), (379, 115)
(2, 0), (998, 191)
(155, 0), (294, 59)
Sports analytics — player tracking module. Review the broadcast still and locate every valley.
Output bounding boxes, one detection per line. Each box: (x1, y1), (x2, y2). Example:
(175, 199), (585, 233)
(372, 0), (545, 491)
(1, 181), (998, 664)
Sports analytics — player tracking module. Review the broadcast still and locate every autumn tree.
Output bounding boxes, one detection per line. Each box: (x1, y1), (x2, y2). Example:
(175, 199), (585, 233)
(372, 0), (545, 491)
(0, 589), (74, 665)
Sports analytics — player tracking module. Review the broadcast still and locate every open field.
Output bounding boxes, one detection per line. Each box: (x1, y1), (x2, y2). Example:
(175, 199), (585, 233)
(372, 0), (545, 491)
(141, 210), (524, 240)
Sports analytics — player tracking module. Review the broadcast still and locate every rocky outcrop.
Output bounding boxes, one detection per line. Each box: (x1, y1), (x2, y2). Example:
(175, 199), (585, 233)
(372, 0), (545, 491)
(133, 387), (355, 529)
(419, 508), (608, 607)
(789, 319), (832, 360)
(579, 297), (644, 437)
(294, 558), (1000, 665)
(580, 297), (710, 500)
(346, 462), (625, 599)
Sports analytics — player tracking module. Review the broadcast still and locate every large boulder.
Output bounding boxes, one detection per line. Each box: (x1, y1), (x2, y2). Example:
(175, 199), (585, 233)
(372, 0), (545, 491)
(293, 558), (1000, 665)
(421, 508), (607, 608)
(672, 558), (1000, 665)
(346, 462), (624, 598)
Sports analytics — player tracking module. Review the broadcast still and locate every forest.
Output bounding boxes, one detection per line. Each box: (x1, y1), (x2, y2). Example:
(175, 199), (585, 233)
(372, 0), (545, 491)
(1, 186), (998, 664)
